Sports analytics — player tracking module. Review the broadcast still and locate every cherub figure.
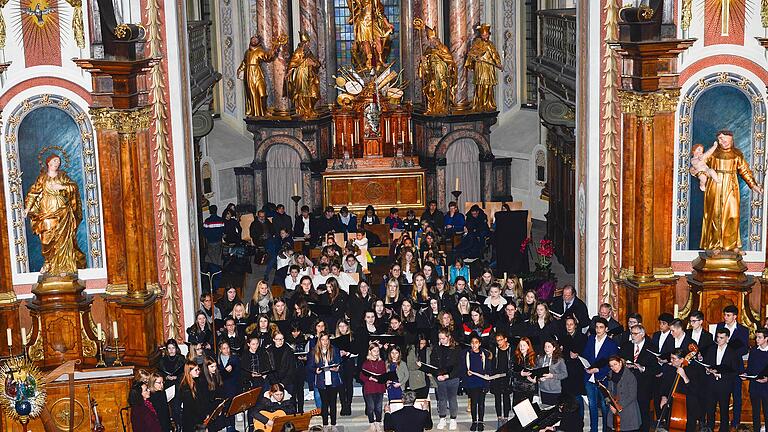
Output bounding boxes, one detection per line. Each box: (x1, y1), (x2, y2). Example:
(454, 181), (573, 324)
(690, 142), (720, 191)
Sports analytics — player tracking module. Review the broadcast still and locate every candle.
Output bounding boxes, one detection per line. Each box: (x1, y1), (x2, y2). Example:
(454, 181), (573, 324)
(21, 328), (26, 345)
(293, 182), (298, 196)
(408, 121), (413, 144)
(6, 328), (11, 347)
(112, 321), (119, 339)
(355, 120), (360, 144)
(765, 304), (767, 317)
(503, 272), (508, 281)
(332, 122), (336, 145)
(673, 304), (679, 319)
(455, 177), (460, 191)
(97, 323), (102, 341)
(386, 119), (390, 140)
(402, 130), (405, 144)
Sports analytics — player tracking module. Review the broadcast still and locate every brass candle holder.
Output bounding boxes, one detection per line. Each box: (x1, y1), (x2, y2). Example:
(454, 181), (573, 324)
(112, 337), (123, 367)
(95, 337), (107, 368)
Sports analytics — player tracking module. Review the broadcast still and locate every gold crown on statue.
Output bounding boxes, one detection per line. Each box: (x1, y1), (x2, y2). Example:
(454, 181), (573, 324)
(476, 23), (491, 34)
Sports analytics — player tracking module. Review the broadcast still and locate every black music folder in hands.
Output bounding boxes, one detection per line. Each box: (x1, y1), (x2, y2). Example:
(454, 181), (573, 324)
(361, 368), (399, 384)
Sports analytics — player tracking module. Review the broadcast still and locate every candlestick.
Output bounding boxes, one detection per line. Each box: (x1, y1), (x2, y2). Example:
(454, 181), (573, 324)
(21, 328), (26, 346)
(673, 304), (679, 319)
(95, 337), (107, 368)
(455, 177), (460, 191)
(112, 321), (119, 339)
(6, 328), (11, 347)
(112, 337), (123, 367)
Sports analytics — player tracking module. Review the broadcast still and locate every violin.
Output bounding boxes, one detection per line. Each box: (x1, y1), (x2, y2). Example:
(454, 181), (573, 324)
(87, 384), (105, 432)
(667, 343), (698, 432)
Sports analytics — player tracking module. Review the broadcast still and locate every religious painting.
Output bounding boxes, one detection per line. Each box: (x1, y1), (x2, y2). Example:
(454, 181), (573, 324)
(13, 0), (64, 66)
(3, 95), (103, 275)
(675, 72), (766, 253)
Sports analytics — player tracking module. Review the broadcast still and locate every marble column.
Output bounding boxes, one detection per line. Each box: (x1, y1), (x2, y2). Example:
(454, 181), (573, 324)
(300, 0), (323, 102)
(421, 0), (439, 30)
(468, 0), (481, 30)
(323, 0), (337, 102)
(257, 0), (275, 107)
(402, 0), (414, 101)
(450, 0), (470, 109)
(271, 0), (292, 115)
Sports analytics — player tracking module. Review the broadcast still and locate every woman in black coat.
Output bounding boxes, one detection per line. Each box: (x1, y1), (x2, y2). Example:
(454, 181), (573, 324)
(148, 373), (173, 432)
(158, 339), (185, 425)
(178, 361), (207, 432)
(558, 316), (588, 402)
(218, 340), (241, 400)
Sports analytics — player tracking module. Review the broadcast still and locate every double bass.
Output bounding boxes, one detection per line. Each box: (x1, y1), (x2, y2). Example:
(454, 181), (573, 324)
(666, 343), (699, 432)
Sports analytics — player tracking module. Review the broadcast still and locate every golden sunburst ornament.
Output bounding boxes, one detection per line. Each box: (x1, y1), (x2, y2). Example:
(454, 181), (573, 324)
(0, 356), (46, 428)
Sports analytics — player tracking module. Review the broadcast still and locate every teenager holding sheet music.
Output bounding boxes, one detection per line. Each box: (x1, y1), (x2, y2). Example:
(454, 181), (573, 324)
(532, 339), (568, 408)
(386, 346), (409, 401)
(703, 327), (743, 432)
(583, 317), (618, 432)
(408, 333), (433, 398)
(462, 334), (492, 431)
(744, 328), (768, 432)
(432, 329), (462, 430)
(334, 320), (357, 416)
(512, 337), (538, 405)
(489, 331), (513, 426)
(360, 343), (387, 431)
(307, 332), (342, 430)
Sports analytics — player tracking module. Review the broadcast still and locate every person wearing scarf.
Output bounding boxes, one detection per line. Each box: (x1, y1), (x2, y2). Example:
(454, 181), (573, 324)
(128, 381), (162, 432)
(462, 334), (491, 431)
(605, 355), (641, 432)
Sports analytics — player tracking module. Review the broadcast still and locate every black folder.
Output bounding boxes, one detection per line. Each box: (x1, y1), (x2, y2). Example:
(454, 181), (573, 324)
(361, 368), (399, 384)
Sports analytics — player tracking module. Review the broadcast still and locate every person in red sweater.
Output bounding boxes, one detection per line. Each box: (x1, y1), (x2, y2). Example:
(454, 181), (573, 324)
(129, 381), (162, 432)
(360, 343), (387, 432)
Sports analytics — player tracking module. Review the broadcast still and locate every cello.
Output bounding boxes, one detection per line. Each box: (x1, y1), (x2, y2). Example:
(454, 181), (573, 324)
(666, 343), (698, 432)
(597, 377), (623, 431)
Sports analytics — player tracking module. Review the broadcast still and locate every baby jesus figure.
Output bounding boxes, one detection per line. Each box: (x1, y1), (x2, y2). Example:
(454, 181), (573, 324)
(690, 142), (720, 191)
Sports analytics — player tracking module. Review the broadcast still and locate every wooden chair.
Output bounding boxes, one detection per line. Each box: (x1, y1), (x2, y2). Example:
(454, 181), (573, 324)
(367, 224), (391, 246)
(333, 232), (347, 247)
(271, 284), (284, 299)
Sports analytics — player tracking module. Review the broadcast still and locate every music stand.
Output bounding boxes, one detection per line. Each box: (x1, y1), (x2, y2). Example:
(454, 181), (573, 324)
(227, 387), (263, 417)
(203, 398), (230, 426)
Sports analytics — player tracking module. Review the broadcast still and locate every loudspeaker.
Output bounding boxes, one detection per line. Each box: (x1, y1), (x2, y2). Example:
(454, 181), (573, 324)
(494, 210), (529, 275)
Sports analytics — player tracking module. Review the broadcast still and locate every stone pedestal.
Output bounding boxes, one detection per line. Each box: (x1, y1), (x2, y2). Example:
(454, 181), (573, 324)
(26, 274), (99, 369)
(412, 111), (500, 208)
(687, 251), (760, 330)
(237, 113), (331, 213)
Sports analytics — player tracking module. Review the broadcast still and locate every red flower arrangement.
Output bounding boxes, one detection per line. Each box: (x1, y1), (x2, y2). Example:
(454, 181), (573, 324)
(520, 237), (555, 268)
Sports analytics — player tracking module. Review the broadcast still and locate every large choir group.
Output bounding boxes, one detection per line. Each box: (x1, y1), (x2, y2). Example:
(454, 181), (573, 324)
(126, 200), (768, 432)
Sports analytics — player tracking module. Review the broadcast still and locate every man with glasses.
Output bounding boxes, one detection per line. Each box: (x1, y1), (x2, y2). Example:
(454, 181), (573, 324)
(616, 313), (642, 351)
(620, 324), (657, 432)
(685, 310), (714, 355)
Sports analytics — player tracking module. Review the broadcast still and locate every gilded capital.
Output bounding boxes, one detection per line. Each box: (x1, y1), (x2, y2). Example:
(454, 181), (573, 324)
(619, 89), (680, 119)
(90, 107), (152, 133)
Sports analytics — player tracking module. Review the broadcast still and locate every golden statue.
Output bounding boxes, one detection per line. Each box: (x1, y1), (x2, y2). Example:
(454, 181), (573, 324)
(465, 24), (502, 112)
(348, 0), (394, 70)
(286, 32), (321, 118)
(238, 34), (287, 117)
(23, 154), (86, 274)
(700, 130), (763, 252)
(415, 20), (456, 115)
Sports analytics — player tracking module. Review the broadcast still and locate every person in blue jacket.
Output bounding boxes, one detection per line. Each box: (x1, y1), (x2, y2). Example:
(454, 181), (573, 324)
(462, 334), (492, 431)
(443, 201), (466, 239)
(306, 332), (343, 430)
(745, 328), (768, 432)
(583, 317), (618, 432)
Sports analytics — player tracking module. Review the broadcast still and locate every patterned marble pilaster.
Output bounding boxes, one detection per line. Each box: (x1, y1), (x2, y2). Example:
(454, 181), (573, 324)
(450, 0), (470, 108)
(300, 0), (324, 102)
(272, 0), (291, 114)
(322, 0), (337, 104)
(421, 0), (439, 29)
(467, 0), (481, 103)
(257, 0), (274, 106)
(502, 0), (517, 111)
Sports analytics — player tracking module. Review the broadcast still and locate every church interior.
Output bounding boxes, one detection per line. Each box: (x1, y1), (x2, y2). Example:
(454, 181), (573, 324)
(3, 0), (768, 431)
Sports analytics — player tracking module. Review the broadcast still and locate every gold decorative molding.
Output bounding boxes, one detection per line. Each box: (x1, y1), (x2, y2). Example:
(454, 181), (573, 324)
(90, 107), (152, 133)
(618, 89), (681, 118)
(0, 0), (7, 49)
(63, 0), (85, 48)
(677, 291), (693, 321)
(653, 266), (675, 280)
(28, 316), (43, 362)
(146, 0), (182, 340)
(599, 0), (620, 306)
(681, 0), (693, 31)
(762, 0), (768, 28)
(79, 311), (97, 357)
(105, 283), (128, 296)
(0, 291), (17, 305)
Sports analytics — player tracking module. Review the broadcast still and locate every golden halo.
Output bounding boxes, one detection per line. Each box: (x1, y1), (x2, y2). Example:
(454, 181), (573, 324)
(0, 356), (47, 422)
(37, 145), (70, 170)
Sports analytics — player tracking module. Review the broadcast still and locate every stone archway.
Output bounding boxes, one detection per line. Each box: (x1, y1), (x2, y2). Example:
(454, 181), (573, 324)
(433, 130), (494, 208)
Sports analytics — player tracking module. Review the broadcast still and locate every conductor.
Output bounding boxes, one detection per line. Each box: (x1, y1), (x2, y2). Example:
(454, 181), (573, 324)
(383, 390), (433, 432)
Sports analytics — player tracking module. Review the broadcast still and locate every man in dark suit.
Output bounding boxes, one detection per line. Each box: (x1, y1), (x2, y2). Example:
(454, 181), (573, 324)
(669, 319), (695, 352)
(651, 312), (675, 355)
(383, 390), (433, 432)
(588, 303), (624, 338)
(616, 313), (642, 351)
(549, 285), (590, 333)
(620, 324), (657, 432)
(703, 327), (744, 432)
(715, 304), (749, 428)
(272, 204), (293, 235)
(686, 310), (714, 355)
(314, 206), (339, 242)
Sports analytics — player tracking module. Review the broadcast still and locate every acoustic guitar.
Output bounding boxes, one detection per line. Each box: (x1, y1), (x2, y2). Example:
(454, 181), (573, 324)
(253, 408), (321, 432)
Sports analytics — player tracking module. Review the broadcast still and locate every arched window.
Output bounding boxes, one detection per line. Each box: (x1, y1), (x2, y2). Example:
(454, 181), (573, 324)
(333, 0), (402, 70)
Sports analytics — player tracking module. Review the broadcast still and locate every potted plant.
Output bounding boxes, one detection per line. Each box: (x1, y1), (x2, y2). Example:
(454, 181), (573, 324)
(520, 238), (557, 300)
